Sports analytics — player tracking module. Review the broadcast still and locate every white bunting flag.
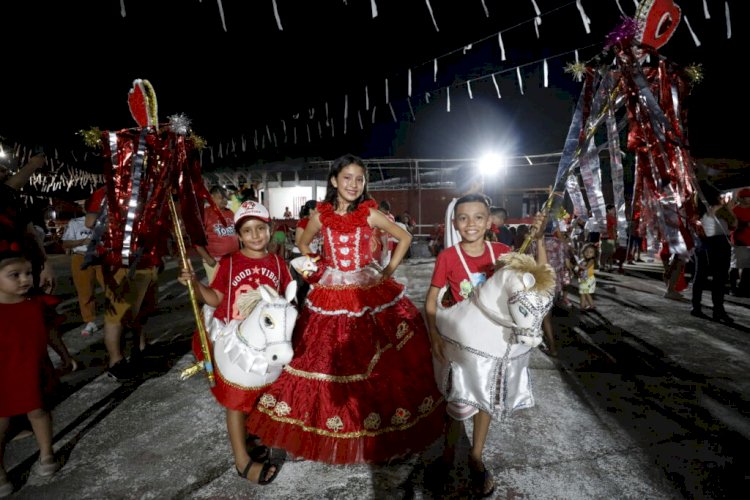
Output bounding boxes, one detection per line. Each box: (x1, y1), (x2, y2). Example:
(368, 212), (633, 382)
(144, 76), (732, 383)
(491, 74), (501, 99)
(683, 15), (702, 46)
(271, 0), (282, 30)
(425, 0), (439, 31)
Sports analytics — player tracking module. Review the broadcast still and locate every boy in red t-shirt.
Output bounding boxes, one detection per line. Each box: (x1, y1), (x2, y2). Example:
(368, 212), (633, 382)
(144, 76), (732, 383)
(424, 193), (547, 497)
(178, 200), (292, 486)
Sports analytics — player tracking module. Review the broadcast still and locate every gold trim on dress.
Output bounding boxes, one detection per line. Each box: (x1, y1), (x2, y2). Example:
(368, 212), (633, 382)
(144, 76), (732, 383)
(283, 342), (392, 382)
(216, 365), (271, 391)
(255, 395), (445, 438)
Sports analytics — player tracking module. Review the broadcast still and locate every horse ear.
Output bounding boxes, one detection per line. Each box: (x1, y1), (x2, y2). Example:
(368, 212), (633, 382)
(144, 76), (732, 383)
(284, 281), (298, 303)
(522, 272), (536, 290)
(258, 285), (273, 303)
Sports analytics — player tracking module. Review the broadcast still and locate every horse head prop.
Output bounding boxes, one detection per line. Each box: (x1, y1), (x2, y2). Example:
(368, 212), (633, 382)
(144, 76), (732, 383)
(437, 252), (555, 354)
(434, 252), (555, 418)
(210, 282), (298, 388)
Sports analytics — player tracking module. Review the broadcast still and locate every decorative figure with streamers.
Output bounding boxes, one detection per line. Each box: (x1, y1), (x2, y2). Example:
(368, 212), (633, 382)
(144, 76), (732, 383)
(529, 0), (699, 264)
(82, 79), (220, 384)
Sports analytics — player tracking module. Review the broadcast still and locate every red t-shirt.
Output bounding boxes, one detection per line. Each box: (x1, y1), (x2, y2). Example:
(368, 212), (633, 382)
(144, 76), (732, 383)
(605, 214), (616, 240)
(431, 242), (511, 302)
(733, 206), (750, 246)
(204, 207), (240, 258)
(209, 252), (292, 322)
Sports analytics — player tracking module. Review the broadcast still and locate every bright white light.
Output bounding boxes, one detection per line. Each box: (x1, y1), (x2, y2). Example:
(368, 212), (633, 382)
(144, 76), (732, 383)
(478, 153), (505, 176)
(0, 147), (6, 158)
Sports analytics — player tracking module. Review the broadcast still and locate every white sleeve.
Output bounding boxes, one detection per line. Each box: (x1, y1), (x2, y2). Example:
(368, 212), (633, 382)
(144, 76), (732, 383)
(444, 198), (459, 248)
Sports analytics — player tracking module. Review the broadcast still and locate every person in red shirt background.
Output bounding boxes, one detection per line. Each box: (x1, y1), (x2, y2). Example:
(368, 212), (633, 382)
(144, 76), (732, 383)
(731, 188), (750, 297)
(196, 186), (240, 284)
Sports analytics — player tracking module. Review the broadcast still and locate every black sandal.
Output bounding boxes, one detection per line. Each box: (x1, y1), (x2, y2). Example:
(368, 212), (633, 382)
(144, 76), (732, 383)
(246, 434), (271, 462)
(236, 459), (279, 485)
(424, 457), (452, 493)
(468, 458), (496, 498)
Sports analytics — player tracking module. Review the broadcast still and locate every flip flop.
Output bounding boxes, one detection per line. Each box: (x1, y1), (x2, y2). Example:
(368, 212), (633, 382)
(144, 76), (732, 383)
(236, 459), (279, 485)
(468, 458), (496, 498)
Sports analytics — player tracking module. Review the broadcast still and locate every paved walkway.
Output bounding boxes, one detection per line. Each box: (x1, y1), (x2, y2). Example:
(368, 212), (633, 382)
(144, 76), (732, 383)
(3, 254), (749, 499)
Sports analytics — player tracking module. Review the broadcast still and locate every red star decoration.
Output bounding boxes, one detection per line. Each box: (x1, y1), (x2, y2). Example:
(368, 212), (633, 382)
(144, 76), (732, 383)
(252, 266), (261, 274)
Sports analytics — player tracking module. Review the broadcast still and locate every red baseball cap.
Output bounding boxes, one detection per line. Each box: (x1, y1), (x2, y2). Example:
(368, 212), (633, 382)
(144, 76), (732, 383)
(738, 188), (750, 198)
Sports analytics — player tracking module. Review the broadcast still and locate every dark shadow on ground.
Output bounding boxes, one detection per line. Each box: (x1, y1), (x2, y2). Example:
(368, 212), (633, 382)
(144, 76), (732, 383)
(548, 297), (750, 499)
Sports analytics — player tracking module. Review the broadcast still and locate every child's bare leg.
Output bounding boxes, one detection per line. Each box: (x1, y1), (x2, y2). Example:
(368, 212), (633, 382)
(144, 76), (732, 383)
(469, 411), (491, 464)
(226, 409), (275, 483)
(1, 416), (10, 472)
(27, 409), (54, 461)
(226, 409), (251, 470)
(48, 328), (75, 369)
(469, 410), (495, 495)
(542, 313), (557, 355)
(443, 416), (462, 463)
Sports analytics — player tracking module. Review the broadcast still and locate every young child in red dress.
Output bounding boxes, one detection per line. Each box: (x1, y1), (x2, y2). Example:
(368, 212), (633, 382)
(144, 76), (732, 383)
(246, 154), (445, 464)
(178, 201), (292, 486)
(0, 240), (62, 496)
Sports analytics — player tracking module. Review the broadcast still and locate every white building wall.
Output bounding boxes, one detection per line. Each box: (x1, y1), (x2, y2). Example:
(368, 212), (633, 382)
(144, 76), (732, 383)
(264, 181), (326, 219)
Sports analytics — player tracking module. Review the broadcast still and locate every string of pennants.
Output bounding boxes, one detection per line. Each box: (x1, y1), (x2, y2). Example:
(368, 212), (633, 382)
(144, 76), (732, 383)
(197, 0), (728, 166)
(6, 0), (732, 197)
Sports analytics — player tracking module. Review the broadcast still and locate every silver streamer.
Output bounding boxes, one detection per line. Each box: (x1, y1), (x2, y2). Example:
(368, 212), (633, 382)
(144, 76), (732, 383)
(606, 98), (628, 248)
(121, 129), (149, 267)
(565, 173), (588, 218)
(641, 181), (661, 256)
(579, 137), (607, 232)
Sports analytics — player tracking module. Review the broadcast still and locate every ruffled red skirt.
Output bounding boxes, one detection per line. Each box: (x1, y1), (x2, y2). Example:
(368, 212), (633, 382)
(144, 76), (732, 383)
(191, 332), (266, 414)
(245, 277), (446, 464)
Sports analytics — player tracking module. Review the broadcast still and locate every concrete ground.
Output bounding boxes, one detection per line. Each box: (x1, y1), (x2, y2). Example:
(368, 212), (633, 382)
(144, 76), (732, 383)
(2, 252), (749, 499)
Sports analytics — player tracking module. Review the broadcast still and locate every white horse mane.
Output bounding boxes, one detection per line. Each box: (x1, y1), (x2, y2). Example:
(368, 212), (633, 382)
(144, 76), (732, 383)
(234, 286), (279, 320)
(494, 252), (556, 294)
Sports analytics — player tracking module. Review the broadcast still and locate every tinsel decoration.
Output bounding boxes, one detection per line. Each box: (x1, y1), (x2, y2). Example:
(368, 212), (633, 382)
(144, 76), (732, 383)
(168, 113), (192, 136)
(79, 127), (103, 148)
(553, 206), (569, 221)
(189, 133), (207, 150)
(604, 16), (640, 50)
(564, 62), (587, 82)
(684, 63), (704, 85)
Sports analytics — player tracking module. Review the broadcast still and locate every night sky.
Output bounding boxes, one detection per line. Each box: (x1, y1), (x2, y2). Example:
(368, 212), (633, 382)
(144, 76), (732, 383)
(1, 0), (746, 171)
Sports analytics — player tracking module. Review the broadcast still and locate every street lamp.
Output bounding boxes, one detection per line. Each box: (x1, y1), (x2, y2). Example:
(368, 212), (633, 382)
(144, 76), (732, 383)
(478, 152), (507, 205)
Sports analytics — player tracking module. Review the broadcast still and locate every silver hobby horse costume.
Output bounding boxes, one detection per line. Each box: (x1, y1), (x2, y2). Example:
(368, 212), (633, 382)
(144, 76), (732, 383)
(433, 252), (555, 420)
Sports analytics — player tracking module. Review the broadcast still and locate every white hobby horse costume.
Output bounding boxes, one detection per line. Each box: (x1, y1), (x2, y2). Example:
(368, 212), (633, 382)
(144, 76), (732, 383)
(433, 252), (555, 420)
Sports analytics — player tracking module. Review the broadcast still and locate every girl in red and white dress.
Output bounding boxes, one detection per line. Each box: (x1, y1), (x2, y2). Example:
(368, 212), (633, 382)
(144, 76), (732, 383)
(246, 154), (445, 464)
(178, 201), (292, 486)
(1, 240), (62, 494)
